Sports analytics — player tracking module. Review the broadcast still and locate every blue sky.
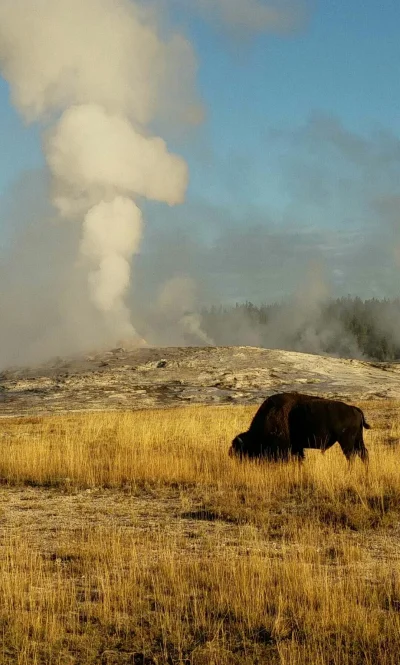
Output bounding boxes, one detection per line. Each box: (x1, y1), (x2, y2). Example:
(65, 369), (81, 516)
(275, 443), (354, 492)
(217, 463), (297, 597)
(1, 0), (400, 303)
(2, 1), (400, 199)
(182, 0), (400, 211)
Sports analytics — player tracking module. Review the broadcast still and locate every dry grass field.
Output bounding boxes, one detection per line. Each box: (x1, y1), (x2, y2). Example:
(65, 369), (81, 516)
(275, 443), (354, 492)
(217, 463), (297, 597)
(0, 402), (400, 664)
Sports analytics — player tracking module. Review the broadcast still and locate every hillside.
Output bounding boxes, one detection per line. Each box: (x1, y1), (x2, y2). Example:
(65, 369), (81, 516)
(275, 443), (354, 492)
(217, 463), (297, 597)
(1, 345), (400, 416)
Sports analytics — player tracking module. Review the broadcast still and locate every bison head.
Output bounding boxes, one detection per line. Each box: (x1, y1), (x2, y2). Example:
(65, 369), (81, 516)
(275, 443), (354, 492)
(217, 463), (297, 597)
(229, 430), (292, 461)
(229, 432), (251, 458)
(229, 431), (267, 459)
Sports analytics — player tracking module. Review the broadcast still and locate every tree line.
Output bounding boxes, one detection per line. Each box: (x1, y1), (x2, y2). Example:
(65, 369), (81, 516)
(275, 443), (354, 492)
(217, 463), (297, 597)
(200, 297), (400, 361)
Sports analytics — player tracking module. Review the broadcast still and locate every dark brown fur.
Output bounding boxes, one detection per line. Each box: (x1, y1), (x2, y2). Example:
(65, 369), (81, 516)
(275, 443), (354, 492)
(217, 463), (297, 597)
(229, 392), (370, 463)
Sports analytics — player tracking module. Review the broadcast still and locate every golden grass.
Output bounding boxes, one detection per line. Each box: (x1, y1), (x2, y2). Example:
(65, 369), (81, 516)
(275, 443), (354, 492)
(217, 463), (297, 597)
(0, 402), (400, 664)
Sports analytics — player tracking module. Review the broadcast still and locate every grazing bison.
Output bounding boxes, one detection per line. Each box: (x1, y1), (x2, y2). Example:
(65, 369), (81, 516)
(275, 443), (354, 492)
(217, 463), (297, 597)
(229, 392), (370, 463)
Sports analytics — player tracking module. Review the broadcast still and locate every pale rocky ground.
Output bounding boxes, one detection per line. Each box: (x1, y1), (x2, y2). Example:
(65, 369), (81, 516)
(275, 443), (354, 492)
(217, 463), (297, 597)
(1, 345), (400, 417)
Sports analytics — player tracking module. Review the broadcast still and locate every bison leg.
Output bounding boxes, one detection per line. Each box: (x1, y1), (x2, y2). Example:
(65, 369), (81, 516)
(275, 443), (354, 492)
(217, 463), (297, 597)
(338, 428), (369, 465)
(292, 449), (305, 463)
(358, 445), (369, 467)
(355, 430), (369, 466)
(351, 426), (369, 466)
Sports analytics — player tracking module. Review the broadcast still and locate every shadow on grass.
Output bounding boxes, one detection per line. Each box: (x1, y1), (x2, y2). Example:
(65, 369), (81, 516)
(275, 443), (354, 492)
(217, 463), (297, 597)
(180, 509), (244, 525)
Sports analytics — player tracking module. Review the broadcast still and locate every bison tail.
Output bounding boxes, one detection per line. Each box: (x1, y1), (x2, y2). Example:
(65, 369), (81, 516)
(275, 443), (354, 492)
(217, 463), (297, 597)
(356, 407), (371, 430)
(362, 413), (372, 430)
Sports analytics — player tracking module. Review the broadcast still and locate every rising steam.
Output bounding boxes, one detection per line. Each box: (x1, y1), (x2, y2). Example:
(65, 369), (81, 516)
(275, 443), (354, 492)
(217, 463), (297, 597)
(172, 0), (307, 33)
(0, 0), (314, 367)
(0, 0), (196, 347)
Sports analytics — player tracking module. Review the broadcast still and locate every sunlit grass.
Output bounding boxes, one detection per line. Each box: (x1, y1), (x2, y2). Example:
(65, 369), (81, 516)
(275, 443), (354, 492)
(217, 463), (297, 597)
(0, 401), (399, 664)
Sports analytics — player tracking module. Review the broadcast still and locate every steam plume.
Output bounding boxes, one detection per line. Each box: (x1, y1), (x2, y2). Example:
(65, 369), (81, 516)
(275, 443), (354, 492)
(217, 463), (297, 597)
(157, 276), (214, 345)
(173, 0), (307, 33)
(0, 0), (196, 347)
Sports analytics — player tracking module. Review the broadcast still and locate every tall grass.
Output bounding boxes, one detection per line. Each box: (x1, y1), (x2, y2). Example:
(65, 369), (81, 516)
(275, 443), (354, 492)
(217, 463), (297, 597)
(0, 403), (399, 664)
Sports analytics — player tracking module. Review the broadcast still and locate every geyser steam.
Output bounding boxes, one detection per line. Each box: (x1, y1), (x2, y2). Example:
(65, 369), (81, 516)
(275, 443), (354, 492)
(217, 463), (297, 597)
(0, 0), (196, 345)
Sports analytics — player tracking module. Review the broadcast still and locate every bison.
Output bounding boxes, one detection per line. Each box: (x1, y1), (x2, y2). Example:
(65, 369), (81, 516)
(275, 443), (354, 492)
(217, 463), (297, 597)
(229, 392), (370, 463)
